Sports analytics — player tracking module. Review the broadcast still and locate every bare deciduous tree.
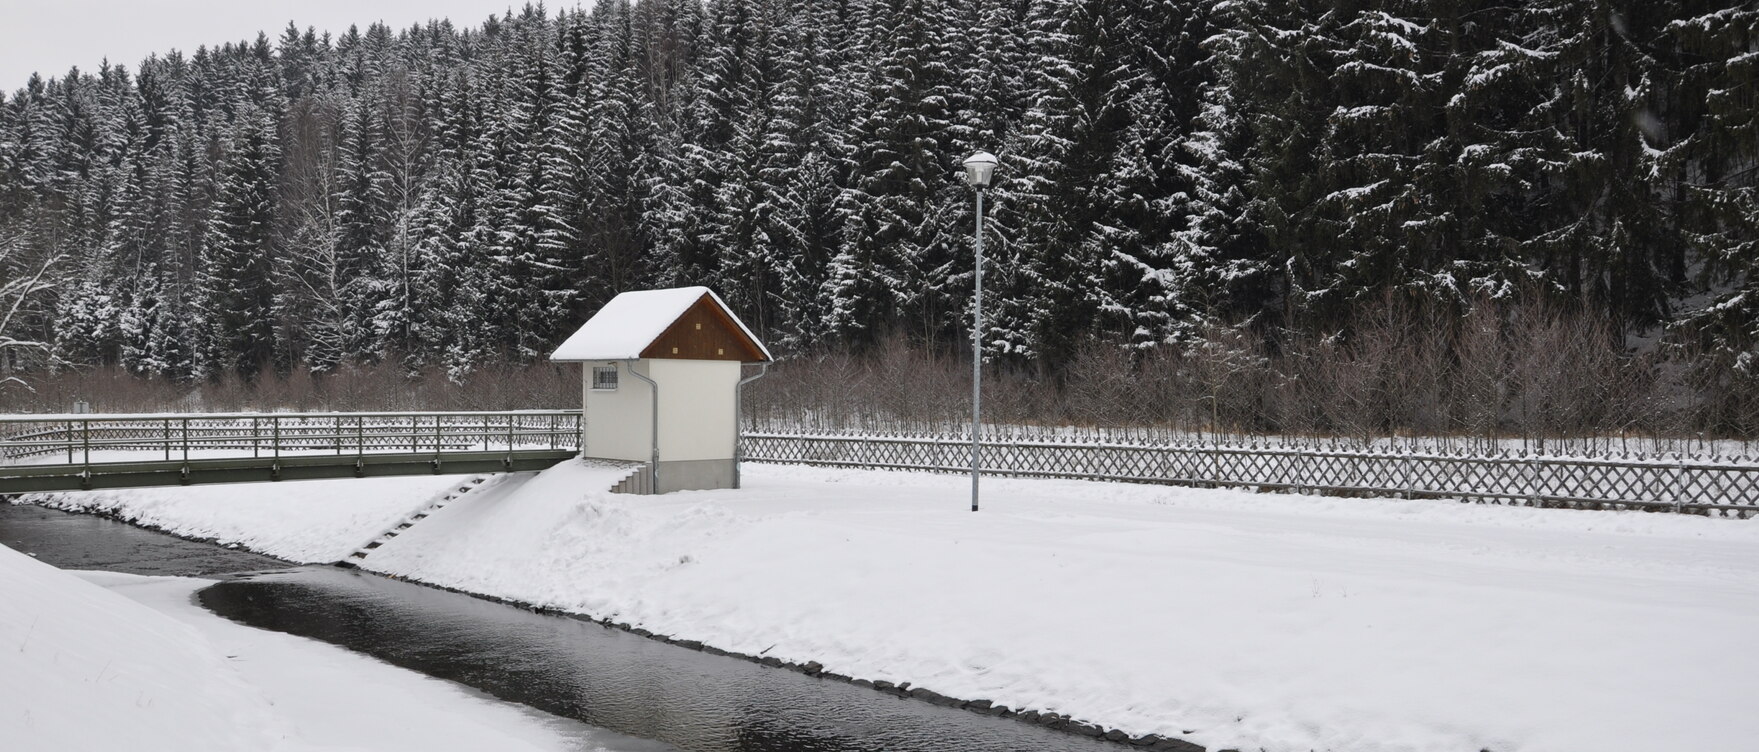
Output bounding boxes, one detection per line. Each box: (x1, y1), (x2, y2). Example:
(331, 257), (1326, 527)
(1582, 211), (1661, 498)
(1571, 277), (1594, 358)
(0, 230), (60, 392)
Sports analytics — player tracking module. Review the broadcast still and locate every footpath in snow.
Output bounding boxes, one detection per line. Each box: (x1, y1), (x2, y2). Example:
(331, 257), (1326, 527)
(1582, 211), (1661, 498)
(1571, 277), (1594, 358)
(31, 460), (1759, 752)
(0, 542), (648, 751)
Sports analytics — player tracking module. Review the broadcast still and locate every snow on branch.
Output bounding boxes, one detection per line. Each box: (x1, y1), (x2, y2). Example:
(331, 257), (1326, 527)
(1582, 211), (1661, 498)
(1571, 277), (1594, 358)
(0, 232), (61, 391)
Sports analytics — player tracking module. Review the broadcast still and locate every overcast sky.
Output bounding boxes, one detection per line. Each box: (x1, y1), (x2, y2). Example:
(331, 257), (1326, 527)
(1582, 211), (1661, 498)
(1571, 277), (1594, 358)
(1, 1), (588, 90)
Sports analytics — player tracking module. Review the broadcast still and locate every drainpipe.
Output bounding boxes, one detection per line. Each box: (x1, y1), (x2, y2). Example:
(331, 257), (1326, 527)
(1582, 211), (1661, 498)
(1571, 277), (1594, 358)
(734, 362), (769, 489)
(623, 361), (660, 493)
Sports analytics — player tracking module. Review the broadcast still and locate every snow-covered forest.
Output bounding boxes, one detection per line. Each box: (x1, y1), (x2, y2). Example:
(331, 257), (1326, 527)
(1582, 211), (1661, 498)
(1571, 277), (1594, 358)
(0, 1), (1755, 426)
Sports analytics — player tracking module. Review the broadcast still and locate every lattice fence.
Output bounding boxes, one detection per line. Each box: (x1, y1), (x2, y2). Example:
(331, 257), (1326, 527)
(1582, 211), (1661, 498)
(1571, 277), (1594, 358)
(743, 432), (1759, 517)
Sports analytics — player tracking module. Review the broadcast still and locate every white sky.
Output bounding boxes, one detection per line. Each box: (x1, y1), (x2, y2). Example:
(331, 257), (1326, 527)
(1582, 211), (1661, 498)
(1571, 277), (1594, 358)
(1, 1), (590, 90)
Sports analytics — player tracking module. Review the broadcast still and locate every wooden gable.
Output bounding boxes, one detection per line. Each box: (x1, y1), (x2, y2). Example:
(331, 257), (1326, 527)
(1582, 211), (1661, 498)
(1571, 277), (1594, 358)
(640, 294), (770, 362)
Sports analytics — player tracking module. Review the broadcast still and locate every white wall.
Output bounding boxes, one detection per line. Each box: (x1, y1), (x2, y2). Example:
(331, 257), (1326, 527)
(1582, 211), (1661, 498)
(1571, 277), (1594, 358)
(583, 360), (653, 462)
(650, 359), (740, 462)
(581, 359), (741, 464)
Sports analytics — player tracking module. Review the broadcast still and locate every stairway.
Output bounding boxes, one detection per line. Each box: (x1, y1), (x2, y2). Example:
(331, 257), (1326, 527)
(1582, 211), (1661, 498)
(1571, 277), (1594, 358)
(609, 462), (653, 495)
(337, 475), (489, 567)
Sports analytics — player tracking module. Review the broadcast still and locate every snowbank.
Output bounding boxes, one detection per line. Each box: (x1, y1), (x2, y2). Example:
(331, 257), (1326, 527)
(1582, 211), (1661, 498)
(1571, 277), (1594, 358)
(29, 460), (1759, 752)
(0, 545), (284, 750)
(25, 474), (473, 562)
(364, 462), (1759, 752)
(84, 570), (642, 751)
(0, 543), (639, 751)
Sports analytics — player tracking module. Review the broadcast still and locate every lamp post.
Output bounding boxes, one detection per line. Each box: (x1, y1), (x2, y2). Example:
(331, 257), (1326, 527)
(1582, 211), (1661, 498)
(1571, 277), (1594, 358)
(962, 151), (997, 512)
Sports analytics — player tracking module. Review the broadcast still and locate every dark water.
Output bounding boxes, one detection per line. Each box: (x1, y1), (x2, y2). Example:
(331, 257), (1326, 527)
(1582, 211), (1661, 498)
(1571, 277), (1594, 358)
(0, 501), (287, 575)
(201, 568), (1121, 752)
(2, 502), (1121, 752)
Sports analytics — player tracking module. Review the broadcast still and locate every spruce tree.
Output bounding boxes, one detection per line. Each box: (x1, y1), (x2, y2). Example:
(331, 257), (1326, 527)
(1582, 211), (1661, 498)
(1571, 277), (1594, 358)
(0, 0), (1751, 393)
(826, 0), (962, 347)
(199, 107), (281, 379)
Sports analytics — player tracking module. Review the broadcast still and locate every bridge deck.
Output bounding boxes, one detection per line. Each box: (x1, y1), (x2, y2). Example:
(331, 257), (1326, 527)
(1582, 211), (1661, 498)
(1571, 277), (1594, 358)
(0, 411), (581, 493)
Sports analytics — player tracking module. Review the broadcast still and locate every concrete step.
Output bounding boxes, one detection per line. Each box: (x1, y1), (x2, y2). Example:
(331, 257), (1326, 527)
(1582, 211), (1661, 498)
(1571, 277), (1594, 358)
(335, 474), (490, 567)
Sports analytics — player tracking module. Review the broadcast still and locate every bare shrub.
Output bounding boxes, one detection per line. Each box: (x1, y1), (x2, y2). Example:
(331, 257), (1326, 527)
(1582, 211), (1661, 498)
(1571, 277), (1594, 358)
(0, 354), (576, 415)
(1061, 340), (1140, 428)
(1375, 298), (1450, 436)
(1267, 336), (1325, 436)
(1324, 314), (1401, 445)
(1137, 345), (1198, 434)
(5, 294), (1749, 450)
(1185, 319), (1268, 436)
(1449, 299), (1506, 446)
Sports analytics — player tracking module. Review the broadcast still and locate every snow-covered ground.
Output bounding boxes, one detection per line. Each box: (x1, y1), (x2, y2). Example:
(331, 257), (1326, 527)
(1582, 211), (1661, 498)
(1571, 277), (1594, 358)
(21, 461), (1759, 752)
(0, 543), (654, 751)
(26, 474), (475, 562)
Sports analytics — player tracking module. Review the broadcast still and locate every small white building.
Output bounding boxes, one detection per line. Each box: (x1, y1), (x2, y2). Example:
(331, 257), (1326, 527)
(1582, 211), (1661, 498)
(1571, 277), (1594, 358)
(549, 286), (772, 493)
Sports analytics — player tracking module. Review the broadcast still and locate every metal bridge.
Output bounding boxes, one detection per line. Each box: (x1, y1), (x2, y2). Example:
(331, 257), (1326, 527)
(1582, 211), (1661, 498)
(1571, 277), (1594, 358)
(0, 411), (582, 493)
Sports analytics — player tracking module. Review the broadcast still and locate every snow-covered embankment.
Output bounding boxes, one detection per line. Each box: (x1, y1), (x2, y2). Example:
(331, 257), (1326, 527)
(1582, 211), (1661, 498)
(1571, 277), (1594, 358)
(0, 543), (608, 751)
(23, 460), (1759, 752)
(29, 474), (475, 562)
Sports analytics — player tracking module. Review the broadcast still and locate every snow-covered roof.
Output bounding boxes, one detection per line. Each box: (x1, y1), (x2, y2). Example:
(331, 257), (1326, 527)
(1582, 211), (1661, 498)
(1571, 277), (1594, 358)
(549, 286), (771, 362)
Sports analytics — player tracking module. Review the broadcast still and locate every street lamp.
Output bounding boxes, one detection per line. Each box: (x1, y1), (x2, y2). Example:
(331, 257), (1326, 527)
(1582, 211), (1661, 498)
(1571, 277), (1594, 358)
(962, 151), (997, 512)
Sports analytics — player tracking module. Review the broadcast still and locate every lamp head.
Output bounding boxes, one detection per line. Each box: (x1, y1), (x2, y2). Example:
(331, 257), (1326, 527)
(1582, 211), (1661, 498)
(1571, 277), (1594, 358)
(961, 151), (998, 188)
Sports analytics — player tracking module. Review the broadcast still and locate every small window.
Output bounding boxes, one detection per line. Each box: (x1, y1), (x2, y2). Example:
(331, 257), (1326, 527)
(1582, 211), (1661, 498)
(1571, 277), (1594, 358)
(591, 365), (619, 391)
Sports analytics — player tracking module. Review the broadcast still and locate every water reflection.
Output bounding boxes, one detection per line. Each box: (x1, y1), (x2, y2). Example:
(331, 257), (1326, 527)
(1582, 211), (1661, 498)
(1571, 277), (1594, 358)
(0, 501), (286, 575)
(202, 569), (1119, 752)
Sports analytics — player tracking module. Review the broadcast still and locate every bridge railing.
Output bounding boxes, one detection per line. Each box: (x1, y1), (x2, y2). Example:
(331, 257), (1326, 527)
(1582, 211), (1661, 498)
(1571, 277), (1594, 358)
(0, 411), (582, 466)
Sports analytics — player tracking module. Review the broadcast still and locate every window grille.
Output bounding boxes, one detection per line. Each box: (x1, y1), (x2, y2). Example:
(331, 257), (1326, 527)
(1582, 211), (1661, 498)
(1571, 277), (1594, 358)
(591, 365), (619, 391)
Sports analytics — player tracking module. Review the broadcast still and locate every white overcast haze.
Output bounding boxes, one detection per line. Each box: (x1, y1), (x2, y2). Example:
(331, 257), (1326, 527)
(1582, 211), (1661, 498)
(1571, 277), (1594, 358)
(0, 1), (584, 90)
